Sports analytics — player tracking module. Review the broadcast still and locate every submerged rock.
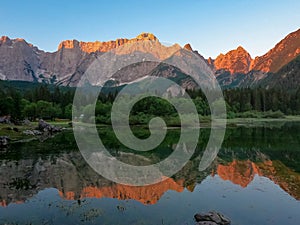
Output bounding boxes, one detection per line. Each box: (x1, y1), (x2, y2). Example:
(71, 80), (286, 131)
(194, 211), (231, 225)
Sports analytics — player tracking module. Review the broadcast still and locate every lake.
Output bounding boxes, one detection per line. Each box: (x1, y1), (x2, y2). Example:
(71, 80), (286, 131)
(0, 122), (300, 225)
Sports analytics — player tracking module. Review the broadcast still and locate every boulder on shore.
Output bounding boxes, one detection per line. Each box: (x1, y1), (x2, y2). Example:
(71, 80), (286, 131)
(37, 119), (62, 133)
(0, 136), (10, 148)
(23, 130), (42, 136)
(0, 116), (11, 124)
(194, 211), (231, 225)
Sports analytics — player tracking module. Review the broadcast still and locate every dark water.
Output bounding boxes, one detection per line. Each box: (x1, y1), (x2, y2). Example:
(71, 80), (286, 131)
(0, 122), (300, 225)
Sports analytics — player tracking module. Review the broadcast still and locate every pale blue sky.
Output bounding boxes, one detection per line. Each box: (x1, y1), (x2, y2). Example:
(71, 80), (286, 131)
(1, 0), (300, 58)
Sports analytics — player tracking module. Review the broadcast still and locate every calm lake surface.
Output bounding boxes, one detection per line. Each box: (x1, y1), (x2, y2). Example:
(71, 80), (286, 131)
(1, 122), (300, 225)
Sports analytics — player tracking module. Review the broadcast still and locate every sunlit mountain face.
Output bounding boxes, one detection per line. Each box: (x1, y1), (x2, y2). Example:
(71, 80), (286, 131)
(1, 29), (300, 90)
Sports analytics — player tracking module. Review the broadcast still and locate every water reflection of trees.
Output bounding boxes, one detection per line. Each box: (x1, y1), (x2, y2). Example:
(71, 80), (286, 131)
(1, 123), (300, 206)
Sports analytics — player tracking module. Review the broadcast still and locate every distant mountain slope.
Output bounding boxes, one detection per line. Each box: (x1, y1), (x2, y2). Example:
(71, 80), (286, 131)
(255, 55), (300, 90)
(251, 28), (300, 73)
(57, 33), (158, 53)
(217, 55), (300, 90)
(0, 34), (176, 85)
(215, 29), (300, 89)
(212, 29), (300, 76)
(1, 29), (300, 90)
(0, 33), (208, 89)
(213, 46), (252, 74)
(0, 37), (41, 81)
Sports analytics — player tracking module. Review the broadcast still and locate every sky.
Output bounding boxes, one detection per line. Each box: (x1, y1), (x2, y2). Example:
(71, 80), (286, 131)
(1, 0), (300, 58)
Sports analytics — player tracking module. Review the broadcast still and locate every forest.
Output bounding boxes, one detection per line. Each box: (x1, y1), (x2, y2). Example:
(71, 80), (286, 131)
(1, 80), (300, 124)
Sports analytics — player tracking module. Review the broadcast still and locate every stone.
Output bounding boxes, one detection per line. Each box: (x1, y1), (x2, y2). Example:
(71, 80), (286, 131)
(0, 136), (9, 147)
(0, 116), (11, 124)
(217, 213), (231, 225)
(23, 130), (34, 135)
(38, 119), (50, 131)
(207, 211), (222, 224)
(196, 222), (218, 225)
(23, 130), (42, 136)
(22, 119), (31, 125)
(33, 130), (42, 135)
(37, 119), (62, 133)
(194, 211), (231, 225)
(34, 158), (46, 173)
(195, 213), (211, 222)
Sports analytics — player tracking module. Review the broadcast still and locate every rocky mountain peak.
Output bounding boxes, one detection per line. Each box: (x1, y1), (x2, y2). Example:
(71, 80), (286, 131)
(214, 46), (252, 74)
(57, 39), (80, 50)
(207, 57), (214, 65)
(1, 29), (300, 88)
(136, 32), (158, 41)
(251, 28), (300, 72)
(15, 38), (26, 42)
(183, 43), (193, 51)
(0, 36), (32, 47)
(57, 33), (159, 53)
(0, 36), (12, 44)
(236, 45), (246, 51)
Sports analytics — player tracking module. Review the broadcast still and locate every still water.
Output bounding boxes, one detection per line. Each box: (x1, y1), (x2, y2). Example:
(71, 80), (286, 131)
(0, 122), (300, 225)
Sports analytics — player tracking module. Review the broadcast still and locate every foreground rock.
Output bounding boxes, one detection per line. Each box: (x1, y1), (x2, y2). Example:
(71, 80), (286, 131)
(194, 211), (231, 225)
(0, 136), (10, 148)
(23, 130), (42, 136)
(0, 116), (11, 124)
(38, 119), (62, 133)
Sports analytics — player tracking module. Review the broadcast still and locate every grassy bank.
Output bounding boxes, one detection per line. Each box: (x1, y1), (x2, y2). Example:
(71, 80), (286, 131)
(0, 121), (71, 141)
(226, 115), (300, 128)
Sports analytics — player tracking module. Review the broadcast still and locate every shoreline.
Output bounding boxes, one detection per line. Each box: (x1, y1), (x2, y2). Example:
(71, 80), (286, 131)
(1, 116), (300, 143)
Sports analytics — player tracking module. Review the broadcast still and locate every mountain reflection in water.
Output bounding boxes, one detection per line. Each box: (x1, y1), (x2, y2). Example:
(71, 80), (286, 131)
(0, 122), (300, 225)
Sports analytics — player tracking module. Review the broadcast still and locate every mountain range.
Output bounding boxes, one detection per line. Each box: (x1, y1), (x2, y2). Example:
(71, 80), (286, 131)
(1, 29), (300, 89)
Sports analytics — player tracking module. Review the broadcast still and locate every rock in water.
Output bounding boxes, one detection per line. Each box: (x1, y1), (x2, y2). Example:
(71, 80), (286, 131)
(196, 222), (218, 225)
(194, 211), (231, 225)
(218, 213), (231, 224)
